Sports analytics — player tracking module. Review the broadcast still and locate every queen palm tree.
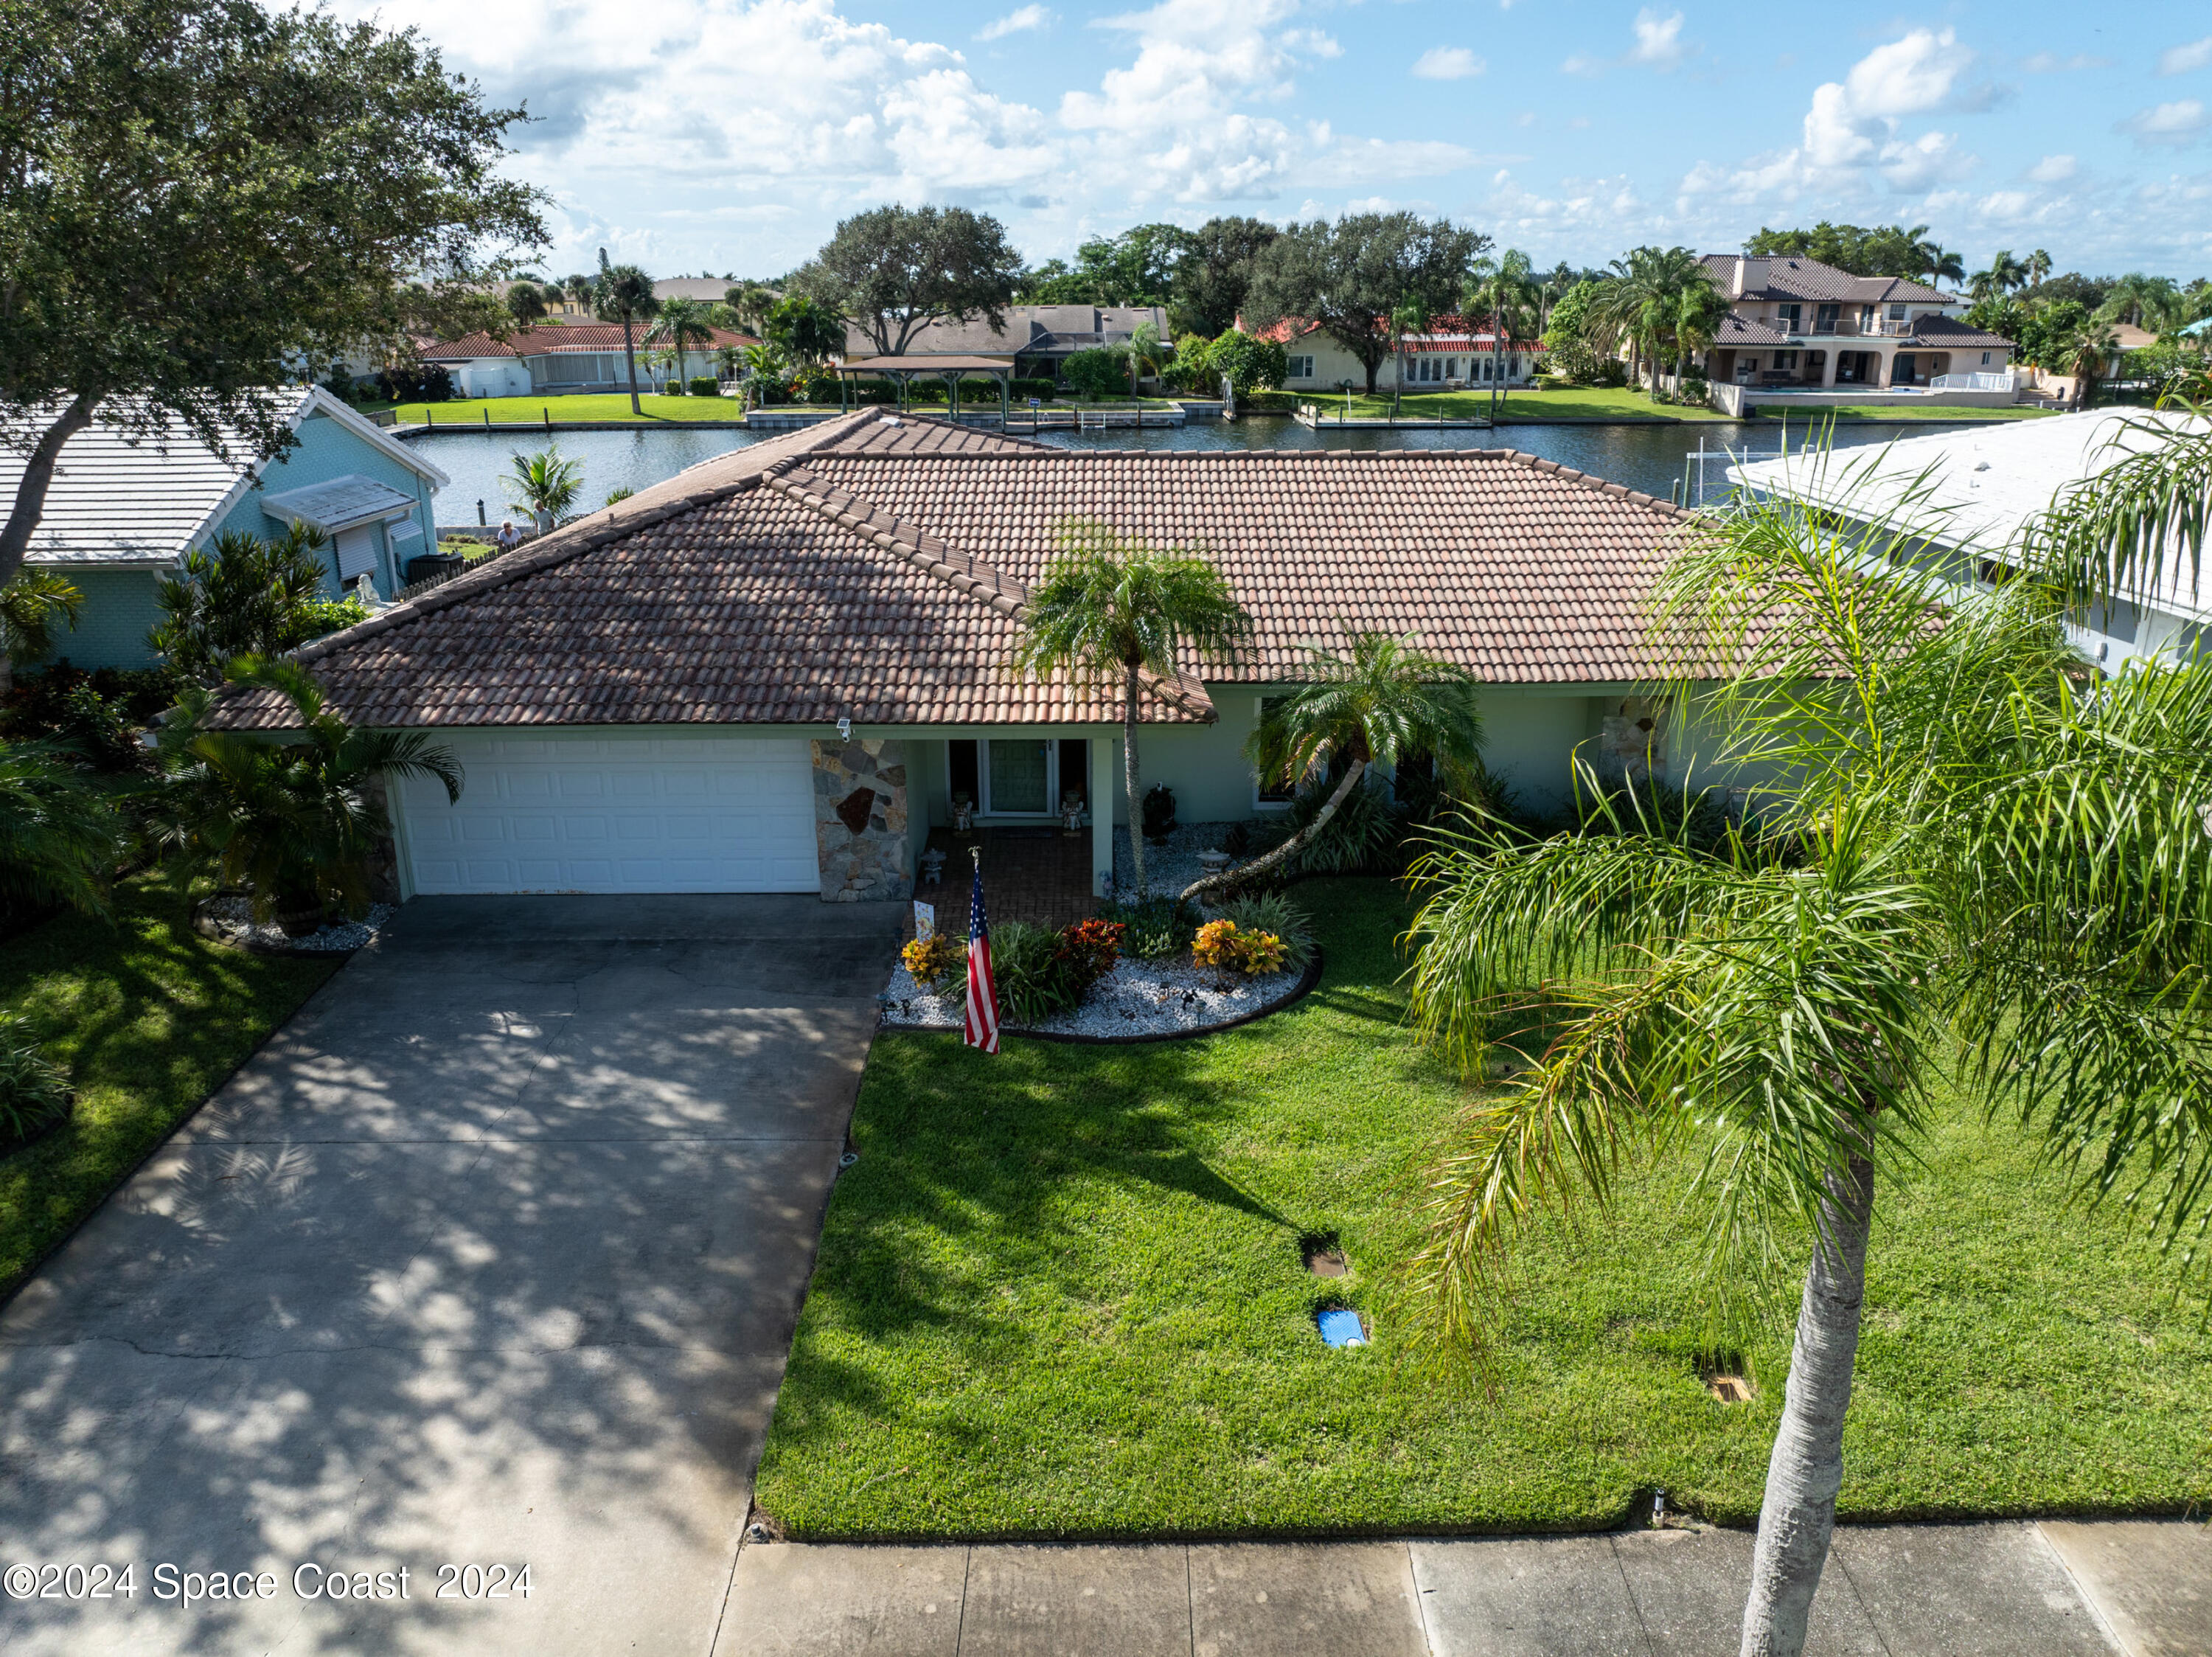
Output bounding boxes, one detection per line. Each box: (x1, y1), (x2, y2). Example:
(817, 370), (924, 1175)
(156, 657), (463, 928)
(643, 296), (716, 389)
(502, 448), (584, 533)
(1407, 425), (2212, 1657)
(1388, 297), (1429, 418)
(1464, 250), (1540, 418)
(1180, 631), (1483, 901)
(1589, 246), (1708, 397)
(1124, 319), (1172, 398)
(1969, 249), (2028, 301)
(2053, 316), (2121, 408)
(0, 740), (121, 914)
(2098, 273), (2183, 333)
(592, 250), (661, 416)
(1009, 521), (1251, 898)
(0, 569), (82, 695)
(2025, 249), (2053, 290)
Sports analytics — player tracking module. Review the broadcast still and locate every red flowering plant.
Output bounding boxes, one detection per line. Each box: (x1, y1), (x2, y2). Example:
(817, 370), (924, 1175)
(1053, 917), (1127, 995)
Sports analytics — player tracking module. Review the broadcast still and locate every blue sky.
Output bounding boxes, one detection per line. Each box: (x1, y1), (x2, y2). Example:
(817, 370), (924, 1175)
(327, 0), (2212, 280)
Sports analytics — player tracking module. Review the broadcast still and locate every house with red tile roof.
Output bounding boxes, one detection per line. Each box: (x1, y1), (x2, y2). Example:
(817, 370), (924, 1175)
(422, 322), (756, 399)
(1246, 313), (1547, 396)
(204, 409), (1706, 904)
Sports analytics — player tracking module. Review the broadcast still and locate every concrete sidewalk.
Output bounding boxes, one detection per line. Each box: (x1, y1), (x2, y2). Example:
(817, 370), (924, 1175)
(716, 1520), (2212, 1656)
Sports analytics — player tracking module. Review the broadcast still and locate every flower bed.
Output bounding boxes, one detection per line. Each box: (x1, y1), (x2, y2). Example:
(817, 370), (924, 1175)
(192, 895), (394, 956)
(879, 953), (1307, 1040)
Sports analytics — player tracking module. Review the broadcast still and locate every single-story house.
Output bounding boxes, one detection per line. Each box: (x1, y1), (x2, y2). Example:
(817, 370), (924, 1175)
(840, 306), (1170, 381)
(0, 388), (447, 670)
(203, 408), (1705, 904)
(1249, 313), (1548, 393)
(1732, 408), (2212, 672)
(422, 322), (755, 399)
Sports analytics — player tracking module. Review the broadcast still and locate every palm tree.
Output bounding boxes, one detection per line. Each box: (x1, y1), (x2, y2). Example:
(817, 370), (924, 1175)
(1406, 430), (2212, 1657)
(0, 569), (82, 695)
(156, 657), (462, 928)
(765, 295), (845, 368)
(2052, 316), (2121, 408)
(2025, 249), (2052, 289)
(592, 250), (661, 416)
(0, 740), (121, 914)
(1969, 249), (2028, 301)
(1181, 632), (1484, 902)
(502, 448), (584, 533)
(1588, 246), (1708, 396)
(643, 296), (716, 389)
(1916, 240), (1964, 289)
(504, 281), (547, 330)
(728, 282), (779, 338)
(1009, 521), (1251, 898)
(1464, 251), (1540, 419)
(150, 525), (333, 685)
(1124, 319), (1171, 398)
(1672, 277), (1731, 394)
(2098, 273), (2183, 333)
(1388, 297), (1429, 418)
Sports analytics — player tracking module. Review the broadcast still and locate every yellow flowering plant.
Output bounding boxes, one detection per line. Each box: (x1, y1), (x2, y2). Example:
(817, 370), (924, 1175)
(901, 933), (964, 991)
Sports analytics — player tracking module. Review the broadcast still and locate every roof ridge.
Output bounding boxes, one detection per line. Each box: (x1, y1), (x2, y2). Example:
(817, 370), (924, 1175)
(270, 410), (888, 673)
(762, 457), (1218, 724)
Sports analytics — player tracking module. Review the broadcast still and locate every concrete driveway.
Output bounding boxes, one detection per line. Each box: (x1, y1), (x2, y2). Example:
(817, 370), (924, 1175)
(0, 895), (899, 1656)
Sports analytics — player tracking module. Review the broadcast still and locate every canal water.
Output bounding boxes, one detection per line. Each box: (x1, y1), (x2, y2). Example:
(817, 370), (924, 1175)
(409, 414), (1975, 528)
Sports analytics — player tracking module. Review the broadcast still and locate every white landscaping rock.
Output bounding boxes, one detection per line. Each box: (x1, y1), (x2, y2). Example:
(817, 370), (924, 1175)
(195, 894), (394, 954)
(1110, 820), (1267, 901)
(879, 952), (1306, 1040)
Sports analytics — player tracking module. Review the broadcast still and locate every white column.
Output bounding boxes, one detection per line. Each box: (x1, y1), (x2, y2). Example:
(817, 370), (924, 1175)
(1091, 734), (1116, 900)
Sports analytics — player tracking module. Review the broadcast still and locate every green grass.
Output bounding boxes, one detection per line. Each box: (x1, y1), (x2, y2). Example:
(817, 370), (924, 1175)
(393, 393), (748, 425)
(0, 869), (341, 1299)
(1304, 386), (2053, 425)
(757, 878), (2212, 1540)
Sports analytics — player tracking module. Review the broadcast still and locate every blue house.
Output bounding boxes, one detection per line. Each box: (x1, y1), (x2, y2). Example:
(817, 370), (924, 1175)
(0, 388), (447, 670)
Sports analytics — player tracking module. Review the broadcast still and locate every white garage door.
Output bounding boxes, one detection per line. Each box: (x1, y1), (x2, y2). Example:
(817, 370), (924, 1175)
(397, 732), (820, 894)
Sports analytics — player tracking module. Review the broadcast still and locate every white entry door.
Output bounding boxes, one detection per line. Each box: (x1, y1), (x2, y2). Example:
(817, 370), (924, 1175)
(397, 732), (819, 894)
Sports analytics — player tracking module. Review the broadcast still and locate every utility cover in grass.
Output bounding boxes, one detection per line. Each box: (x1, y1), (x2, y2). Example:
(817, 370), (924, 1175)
(1317, 1307), (1366, 1347)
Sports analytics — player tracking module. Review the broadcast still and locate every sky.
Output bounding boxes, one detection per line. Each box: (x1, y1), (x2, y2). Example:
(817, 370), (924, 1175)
(323, 0), (2212, 282)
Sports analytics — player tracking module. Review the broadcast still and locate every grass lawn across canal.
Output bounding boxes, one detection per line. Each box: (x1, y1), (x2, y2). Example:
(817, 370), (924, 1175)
(755, 877), (2212, 1540)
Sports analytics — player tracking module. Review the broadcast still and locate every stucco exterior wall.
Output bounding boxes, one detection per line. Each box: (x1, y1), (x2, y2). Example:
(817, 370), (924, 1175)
(218, 409), (439, 599)
(47, 566), (167, 670)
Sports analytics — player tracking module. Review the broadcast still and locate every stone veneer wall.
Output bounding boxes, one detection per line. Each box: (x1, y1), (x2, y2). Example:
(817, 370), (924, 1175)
(813, 739), (911, 902)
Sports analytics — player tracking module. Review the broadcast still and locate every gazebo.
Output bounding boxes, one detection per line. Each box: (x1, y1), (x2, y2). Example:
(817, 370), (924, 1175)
(838, 355), (1015, 423)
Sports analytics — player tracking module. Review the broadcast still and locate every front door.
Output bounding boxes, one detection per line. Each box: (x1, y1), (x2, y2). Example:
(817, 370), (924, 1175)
(985, 740), (1051, 815)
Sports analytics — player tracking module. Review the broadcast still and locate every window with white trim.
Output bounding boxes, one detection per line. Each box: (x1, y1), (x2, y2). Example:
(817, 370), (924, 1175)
(1285, 354), (1315, 378)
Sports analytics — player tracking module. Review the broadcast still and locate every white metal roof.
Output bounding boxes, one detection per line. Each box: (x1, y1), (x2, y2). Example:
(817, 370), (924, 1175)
(260, 473), (419, 533)
(0, 388), (446, 568)
(1729, 410), (2212, 614)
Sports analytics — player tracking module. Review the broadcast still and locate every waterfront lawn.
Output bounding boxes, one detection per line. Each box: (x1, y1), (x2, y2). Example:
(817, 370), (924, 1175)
(755, 877), (2212, 1540)
(1317, 386), (2051, 425)
(392, 392), (748, 425)
(0, 869), (341, 1301)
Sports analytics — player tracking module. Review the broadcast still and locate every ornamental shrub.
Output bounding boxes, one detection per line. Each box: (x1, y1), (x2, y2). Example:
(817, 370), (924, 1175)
(1098, 894), (1194, 960)
(901, 932), (964, 992)
(1061, 347), (1128, 400)
(992, 920), (1085, 1024)
(663, 379), (684, 396)
(688, 376), (719, 396)
(1192, 918), (1287, 974)
(0, 1018), (70, 1152)
(1215, 892), (1312, 968)
(1054, 917), (1126, 993)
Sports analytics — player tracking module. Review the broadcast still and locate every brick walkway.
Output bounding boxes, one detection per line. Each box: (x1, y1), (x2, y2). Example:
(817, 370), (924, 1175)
(910, 827), (1097, 934)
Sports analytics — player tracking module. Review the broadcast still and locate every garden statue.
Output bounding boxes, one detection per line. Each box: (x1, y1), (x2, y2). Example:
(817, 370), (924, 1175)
(1060, 791), (1084, 835)
(951, 791), (974, 833)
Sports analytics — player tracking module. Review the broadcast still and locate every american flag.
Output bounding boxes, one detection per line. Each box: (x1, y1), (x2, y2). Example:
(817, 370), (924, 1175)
(963, 851), (1000, 1055)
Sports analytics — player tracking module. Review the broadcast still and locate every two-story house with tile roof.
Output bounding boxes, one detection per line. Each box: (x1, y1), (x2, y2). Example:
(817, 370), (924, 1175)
(838, 307), (1170, 382)
(1694, 254), (2012, 399)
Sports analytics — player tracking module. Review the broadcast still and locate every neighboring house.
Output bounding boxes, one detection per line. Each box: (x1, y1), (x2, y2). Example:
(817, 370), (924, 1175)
(1249, 313), (1547, 393)
(653, 278), (735, 304)
(422, 322), (755, 398)
(204, 409), (1705, 906)
(1731, 409), (2212, 672)
(839, 306), (1169, 380)
(1691, 254), (2011, 393)
(0, 388), (446, 670)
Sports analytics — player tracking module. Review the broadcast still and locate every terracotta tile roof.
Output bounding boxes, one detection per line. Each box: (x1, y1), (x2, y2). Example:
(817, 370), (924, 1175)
(204, 410), (1711, 733)
(1905, 314), (2013, 349)
(1714, 313), (1792, 347)
(1700, 254), (1950, 306)
(424, 323), (754, 360)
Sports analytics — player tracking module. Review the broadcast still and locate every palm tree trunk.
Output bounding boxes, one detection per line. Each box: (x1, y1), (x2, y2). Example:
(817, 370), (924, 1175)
(1124, 660), (1147, 898)
(1739, 1152), (1874, 1657)
(1180, 757), (1366, 903)
(622, 316), (641, 416)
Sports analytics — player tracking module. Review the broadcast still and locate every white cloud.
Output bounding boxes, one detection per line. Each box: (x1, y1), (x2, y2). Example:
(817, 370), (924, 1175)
(2021, 51), (2107, 73)
(1976, 189), (2034, 221)
(1627, 10), (1686, 70)
(1563, 8), (1691, 77)
(2028, 153), (2077, 183)
(1878, 131), (1972, 190)
(978, 6), (1051, 41)
(2122, 99), (2209, 147)
(2157, 36), (2212, 77)
(1840, 27), (1979, 119)
(1412, 46), (1484, 81)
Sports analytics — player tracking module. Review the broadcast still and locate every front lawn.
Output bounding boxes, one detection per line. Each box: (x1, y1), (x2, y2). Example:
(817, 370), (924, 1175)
(392, 393), (748, 425)
(757, 878), (2211, 1539)
(0, 870), (341, 1301)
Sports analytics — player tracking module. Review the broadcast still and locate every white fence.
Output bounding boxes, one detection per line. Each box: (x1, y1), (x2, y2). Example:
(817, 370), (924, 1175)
(1928, 370), (2016, 393)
